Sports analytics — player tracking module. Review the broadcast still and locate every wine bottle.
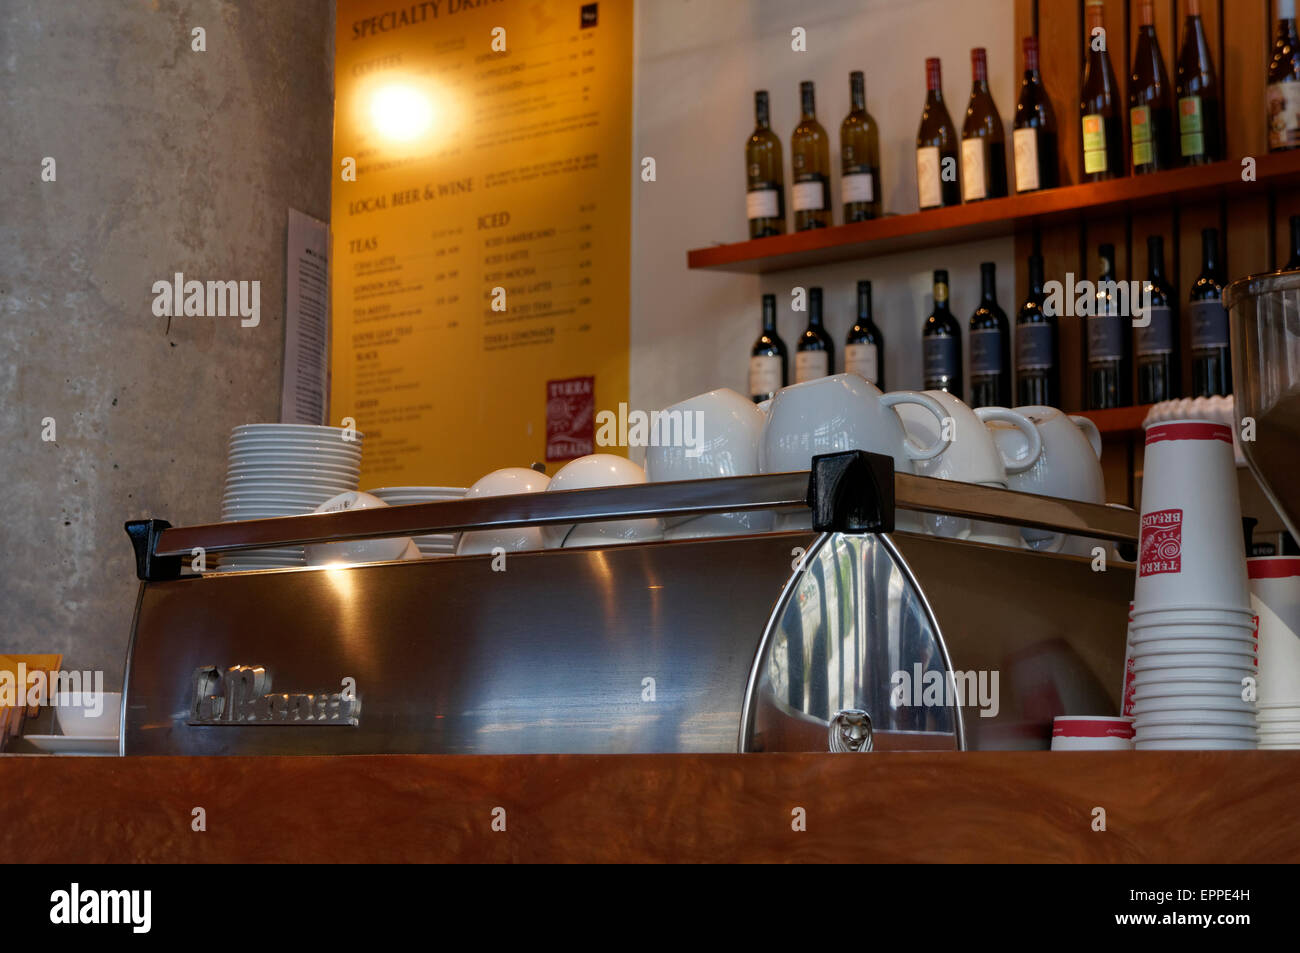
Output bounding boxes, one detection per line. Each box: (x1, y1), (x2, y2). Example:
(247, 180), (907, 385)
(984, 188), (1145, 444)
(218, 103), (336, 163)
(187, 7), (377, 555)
(961, 48), (1009, 202)
(1190, 229), (1231, 397)
(1086, 243), (1132, 409)
(1269, 0), (1300, 152)
(795, 287), (834, 383)
(923, 270), (963, 395)
(1130, 0), (1176, 174)
(1176, 0), (1222, 165)
(1016, 254), (1058, 406)
(1080, 0), (1124, 182)
(791, 81), (831, 231)
(845, 280), (884, 388)
(1285, 214), (1300, 269)
(749, 294), (788, 403)
(1013, 36), (1059, 193)
(1136, 235), (1180, 404)
(841, 71), (882, 222)
(745, 91), (786, 239)
(968, 262), (1011, 408)
(916, 58), (961, 209)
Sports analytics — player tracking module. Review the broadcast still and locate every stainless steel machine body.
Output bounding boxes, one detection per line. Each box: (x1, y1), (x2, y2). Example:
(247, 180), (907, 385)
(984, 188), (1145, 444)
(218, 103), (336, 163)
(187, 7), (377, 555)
(120, 459), (1136, 756)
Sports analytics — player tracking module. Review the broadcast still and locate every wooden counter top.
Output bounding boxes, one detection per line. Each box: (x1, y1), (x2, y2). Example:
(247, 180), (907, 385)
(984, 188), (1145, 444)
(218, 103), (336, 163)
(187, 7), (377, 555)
(2, 752), (1296, 863)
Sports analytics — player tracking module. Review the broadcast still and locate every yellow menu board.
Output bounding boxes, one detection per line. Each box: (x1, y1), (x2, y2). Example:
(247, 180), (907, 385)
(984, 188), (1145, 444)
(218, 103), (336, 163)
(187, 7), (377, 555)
(331, 0), (632, 487)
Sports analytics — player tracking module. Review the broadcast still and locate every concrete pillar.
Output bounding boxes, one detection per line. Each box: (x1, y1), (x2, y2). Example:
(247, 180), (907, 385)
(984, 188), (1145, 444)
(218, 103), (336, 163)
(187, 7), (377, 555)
(0, 1), (335, 686)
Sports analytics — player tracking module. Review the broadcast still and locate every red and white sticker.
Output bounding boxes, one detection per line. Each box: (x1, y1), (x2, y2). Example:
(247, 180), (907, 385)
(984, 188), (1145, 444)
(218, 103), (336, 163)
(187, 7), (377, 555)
(545, 376), (595, 462)
(1139, 508), (1184, 576)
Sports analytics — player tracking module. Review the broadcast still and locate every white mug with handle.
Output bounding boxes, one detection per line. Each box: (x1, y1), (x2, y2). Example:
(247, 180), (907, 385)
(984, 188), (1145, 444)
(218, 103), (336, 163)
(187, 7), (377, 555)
(987, 406), (1105, 554)
(761, 376), (951, 531)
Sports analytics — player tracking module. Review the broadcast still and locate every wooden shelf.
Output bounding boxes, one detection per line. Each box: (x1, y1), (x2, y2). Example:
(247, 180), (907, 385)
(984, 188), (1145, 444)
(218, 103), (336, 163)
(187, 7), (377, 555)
(4, 752), (1299, 862)
(1073, 404), (1154, 437)
(687, 152), (1300, 274)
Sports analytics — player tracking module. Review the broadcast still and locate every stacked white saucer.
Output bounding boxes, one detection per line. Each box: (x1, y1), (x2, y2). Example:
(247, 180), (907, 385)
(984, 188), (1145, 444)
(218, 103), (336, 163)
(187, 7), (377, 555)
(368, 486), (467, 556)
(218, 424), (362, 571)
(1250, 556), (1300, 749)
(1130, 420), (1257, 750)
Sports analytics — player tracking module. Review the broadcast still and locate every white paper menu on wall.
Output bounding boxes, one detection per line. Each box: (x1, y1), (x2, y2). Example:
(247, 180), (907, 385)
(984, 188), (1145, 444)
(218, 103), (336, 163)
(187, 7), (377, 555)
(280, 208), (330, 425)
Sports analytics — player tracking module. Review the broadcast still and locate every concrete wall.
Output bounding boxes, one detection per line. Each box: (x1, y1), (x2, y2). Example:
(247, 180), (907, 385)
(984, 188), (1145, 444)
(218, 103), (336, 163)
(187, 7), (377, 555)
(630, 0), (1017, 428)
(0, 0), (335, 686)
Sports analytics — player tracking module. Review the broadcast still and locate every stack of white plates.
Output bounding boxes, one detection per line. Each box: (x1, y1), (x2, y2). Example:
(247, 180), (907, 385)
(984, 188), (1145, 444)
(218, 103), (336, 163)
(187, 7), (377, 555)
(368, 486), (466, 556)
(219, 424), (363, 571)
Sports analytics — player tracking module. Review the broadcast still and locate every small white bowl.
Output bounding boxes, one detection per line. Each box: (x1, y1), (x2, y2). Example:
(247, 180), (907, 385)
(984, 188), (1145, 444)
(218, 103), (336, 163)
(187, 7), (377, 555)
(458, 467), (552, 555)
(305, 491), (412, 565)
(54, 692), (122, 738)
(542, 454), (662, 548)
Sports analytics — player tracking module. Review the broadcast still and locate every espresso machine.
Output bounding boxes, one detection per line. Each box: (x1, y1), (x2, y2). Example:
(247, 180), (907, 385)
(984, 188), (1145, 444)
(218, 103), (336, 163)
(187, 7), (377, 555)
(120, 450), (1140, 756)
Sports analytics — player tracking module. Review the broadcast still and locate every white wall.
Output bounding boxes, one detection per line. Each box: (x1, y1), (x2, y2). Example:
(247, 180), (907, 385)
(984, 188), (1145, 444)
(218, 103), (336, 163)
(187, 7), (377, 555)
(630, 0), (1018, 428)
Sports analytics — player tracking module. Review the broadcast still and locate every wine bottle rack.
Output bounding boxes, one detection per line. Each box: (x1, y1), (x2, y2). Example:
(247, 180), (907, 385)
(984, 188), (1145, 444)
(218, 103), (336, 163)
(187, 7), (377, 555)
(686, 152), (1300, 274)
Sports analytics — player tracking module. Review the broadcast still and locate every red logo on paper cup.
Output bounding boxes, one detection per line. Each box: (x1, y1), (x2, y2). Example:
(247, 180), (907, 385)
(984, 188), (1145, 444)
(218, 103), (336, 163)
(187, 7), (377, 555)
(1139, 508), (1183, 576)
(546, 376), (595, 462)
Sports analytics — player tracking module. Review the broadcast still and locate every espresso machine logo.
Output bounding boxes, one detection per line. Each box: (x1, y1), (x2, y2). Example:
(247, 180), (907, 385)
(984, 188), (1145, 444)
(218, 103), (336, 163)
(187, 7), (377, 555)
(188, 665), (361, 726)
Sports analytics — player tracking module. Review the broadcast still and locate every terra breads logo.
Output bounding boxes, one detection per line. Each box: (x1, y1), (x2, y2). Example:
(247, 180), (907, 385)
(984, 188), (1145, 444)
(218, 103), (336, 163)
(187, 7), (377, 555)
(546, 376), (595, 462)
(1139, 508), (1184, 576)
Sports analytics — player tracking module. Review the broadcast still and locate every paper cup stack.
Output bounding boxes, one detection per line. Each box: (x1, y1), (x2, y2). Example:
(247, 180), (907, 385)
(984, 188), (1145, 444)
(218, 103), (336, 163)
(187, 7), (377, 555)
(218, 424), (363, 571)
(1130, 421), (1257, 750)
(368, 486), (467, 556)
(1250, 557), (1300, 749)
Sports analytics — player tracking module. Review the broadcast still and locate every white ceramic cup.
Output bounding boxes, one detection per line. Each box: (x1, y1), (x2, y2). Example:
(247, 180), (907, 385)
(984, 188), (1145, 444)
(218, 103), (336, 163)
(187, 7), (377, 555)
(1133, 419), (1251, 612)
(895, 392), (1041, 547)
(645, 387), (773, 537)
(542, 454), (663, 549)
(457, 467), (552, 556)
(760, 375), (950, 475)
(987, 405), (1104, 553)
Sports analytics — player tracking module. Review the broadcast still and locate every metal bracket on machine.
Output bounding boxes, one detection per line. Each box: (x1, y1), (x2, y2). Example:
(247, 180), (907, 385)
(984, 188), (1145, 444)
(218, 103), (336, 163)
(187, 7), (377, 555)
(806, 450), (896, 534)
(125, 519), (183, 582)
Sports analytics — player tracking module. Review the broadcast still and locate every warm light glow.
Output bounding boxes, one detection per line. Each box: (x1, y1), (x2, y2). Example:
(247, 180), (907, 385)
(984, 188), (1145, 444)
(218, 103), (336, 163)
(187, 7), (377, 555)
(369, 83), (435, 142)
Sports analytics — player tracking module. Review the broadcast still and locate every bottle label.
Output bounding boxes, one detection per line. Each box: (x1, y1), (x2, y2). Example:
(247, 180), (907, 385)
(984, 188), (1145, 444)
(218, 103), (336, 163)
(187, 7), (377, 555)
(795, 349), (830, 382)
(749, 354), (783, 397)
(1087, 313), (1123, 361)
(845, 342), (878, 383)
(961, 138), (988, 201)
(1189, 300), (1230, 350)
(1082, 114), (1109, 174)
(1130, 105), (1153, 166)
(842, 171), (875, 203)
(922, 336), (958, 386)
(792, 177), (827, 212)
(916, 146), (943, 208)
(1136, 305), (1173, 356)
(1268, 81), (1300, 150)
(1013, 127), (1040, 192)
(969, 327), (1003, 375)
(934, 281), (949, 305)
(1016, 322), (1054, 371)
(745, 188), (780, 220)
(1179, 96), (1205, 157)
